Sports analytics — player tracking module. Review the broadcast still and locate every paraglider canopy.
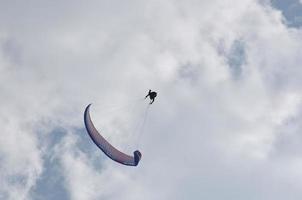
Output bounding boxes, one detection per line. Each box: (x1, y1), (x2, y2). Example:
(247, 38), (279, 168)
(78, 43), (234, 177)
(84, 104), (142, 166)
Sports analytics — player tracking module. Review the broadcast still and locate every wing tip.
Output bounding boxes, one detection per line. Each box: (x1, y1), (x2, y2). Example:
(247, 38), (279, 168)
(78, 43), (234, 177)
(85, 103), (92, 112)
(134, 150), (142, 166)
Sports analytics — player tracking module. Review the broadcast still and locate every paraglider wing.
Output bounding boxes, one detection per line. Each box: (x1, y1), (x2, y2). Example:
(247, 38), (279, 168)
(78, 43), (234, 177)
(84, 104), (142, 166)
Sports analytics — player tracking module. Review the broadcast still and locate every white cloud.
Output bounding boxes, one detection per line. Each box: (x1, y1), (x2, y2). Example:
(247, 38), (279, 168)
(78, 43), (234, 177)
(0, 0), (302, 199)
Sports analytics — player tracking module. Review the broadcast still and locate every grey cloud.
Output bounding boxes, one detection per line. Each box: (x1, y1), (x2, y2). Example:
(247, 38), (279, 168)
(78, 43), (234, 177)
(227, 40), (246, 79)
(0, 0), (302, 200)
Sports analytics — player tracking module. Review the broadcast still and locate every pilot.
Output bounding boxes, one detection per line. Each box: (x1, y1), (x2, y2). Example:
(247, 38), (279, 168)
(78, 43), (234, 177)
(145, 89), (157, 104)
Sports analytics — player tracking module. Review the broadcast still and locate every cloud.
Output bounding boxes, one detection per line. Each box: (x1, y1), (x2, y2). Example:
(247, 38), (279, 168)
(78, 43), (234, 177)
(0, 0), (302, 199)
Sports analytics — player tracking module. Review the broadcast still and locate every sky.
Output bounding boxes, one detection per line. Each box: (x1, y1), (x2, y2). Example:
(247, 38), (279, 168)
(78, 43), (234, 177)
(1, 0), (302, 199)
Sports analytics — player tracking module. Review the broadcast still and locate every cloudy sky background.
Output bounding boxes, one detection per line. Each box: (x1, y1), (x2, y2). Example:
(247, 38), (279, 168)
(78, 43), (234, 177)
(1, 0), (302, 199)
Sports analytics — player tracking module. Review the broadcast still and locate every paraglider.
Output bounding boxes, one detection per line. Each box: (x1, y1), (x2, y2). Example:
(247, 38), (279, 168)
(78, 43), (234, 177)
(84, 90), (157, 166)
(84, 104), (142, 166)
(145, 89), (157, 104)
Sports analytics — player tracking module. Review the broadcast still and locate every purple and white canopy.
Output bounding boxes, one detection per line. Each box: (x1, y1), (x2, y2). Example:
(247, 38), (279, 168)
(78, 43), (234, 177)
(84, 104), (142, 166)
